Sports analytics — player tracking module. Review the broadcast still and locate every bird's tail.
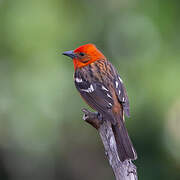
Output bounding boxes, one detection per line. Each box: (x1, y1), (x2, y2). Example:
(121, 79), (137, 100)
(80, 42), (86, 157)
(111, 113), (137, 162)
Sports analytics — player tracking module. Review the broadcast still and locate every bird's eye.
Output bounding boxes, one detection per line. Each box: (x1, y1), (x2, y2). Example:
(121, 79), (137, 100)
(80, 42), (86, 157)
(79, 52), (85, 57)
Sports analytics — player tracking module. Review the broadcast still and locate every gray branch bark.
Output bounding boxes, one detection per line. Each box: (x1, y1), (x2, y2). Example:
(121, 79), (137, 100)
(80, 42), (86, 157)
(82, 108), (138, 180)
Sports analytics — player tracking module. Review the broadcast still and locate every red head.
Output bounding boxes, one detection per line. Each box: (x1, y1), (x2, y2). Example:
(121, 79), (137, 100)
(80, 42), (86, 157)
(62, 44), (106, 70)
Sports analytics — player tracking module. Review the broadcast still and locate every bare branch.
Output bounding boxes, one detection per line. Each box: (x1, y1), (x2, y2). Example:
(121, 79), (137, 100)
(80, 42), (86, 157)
(82, 108), (138, 180)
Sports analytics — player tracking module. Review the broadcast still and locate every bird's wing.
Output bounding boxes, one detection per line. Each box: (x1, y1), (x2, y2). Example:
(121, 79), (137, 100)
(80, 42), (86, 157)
(75, 79), (115, 124)
(109, 63), (130, 117)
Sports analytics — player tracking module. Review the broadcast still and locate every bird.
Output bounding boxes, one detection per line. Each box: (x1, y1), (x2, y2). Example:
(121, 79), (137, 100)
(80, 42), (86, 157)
(62, 44), (137, 161)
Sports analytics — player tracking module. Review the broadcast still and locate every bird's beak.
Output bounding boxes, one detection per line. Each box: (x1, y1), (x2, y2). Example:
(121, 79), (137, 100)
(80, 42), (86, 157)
(62, 50), (76, 59)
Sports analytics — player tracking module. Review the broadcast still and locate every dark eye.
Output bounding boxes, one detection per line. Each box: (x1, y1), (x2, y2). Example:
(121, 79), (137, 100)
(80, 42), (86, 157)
(79, 52), (85, 57)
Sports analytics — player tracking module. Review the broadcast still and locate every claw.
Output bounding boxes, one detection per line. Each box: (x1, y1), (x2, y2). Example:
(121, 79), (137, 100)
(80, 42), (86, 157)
(81, 108), (102, 129)
(82, 108), (89, 114)
(82, 114), (88, 121)
(82, 108), (91, 121)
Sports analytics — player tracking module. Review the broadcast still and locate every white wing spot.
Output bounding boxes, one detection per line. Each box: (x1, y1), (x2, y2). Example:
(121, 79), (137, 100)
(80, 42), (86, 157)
(108, 103), (112, 106)
(115, 81), (118, 88)
(118, 90), (121, 95)
(122, 97), (125, 102)
(107, 93), (112, 99)
(75, 78), (83, 83)
(90, 84), (94, 92)
(118, 76), (123, 83)
(81, 84), (94, 93)
(102, 85), (109, 91)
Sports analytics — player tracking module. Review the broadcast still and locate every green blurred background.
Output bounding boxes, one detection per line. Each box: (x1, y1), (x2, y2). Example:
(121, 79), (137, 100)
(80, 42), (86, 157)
(0, 0), (180, 179)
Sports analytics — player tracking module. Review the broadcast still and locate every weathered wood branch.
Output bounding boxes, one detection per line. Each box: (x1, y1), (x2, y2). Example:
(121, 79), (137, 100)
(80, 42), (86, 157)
(82, 108), (138, 180)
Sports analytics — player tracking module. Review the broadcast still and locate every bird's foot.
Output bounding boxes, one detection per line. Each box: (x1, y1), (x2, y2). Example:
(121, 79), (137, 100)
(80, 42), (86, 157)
(82, 108), (102, 129)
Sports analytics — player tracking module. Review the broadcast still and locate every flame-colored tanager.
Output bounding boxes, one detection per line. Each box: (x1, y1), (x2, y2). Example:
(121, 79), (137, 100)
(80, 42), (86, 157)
(62, 44), (137, 161)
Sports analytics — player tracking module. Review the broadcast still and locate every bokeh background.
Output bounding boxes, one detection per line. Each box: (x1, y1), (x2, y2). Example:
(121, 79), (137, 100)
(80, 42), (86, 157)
(0, 0), (180, 179)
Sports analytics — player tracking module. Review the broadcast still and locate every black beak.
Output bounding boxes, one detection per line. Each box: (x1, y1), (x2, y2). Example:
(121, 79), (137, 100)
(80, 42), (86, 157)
(62, 50), (76, 59)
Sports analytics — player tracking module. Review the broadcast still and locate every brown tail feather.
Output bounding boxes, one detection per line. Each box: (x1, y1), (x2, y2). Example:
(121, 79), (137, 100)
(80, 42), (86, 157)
(112, 114), (137, 162)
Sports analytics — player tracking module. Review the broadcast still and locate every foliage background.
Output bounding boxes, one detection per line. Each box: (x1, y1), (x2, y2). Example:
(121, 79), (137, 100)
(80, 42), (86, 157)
(0, 0), (180, 179)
